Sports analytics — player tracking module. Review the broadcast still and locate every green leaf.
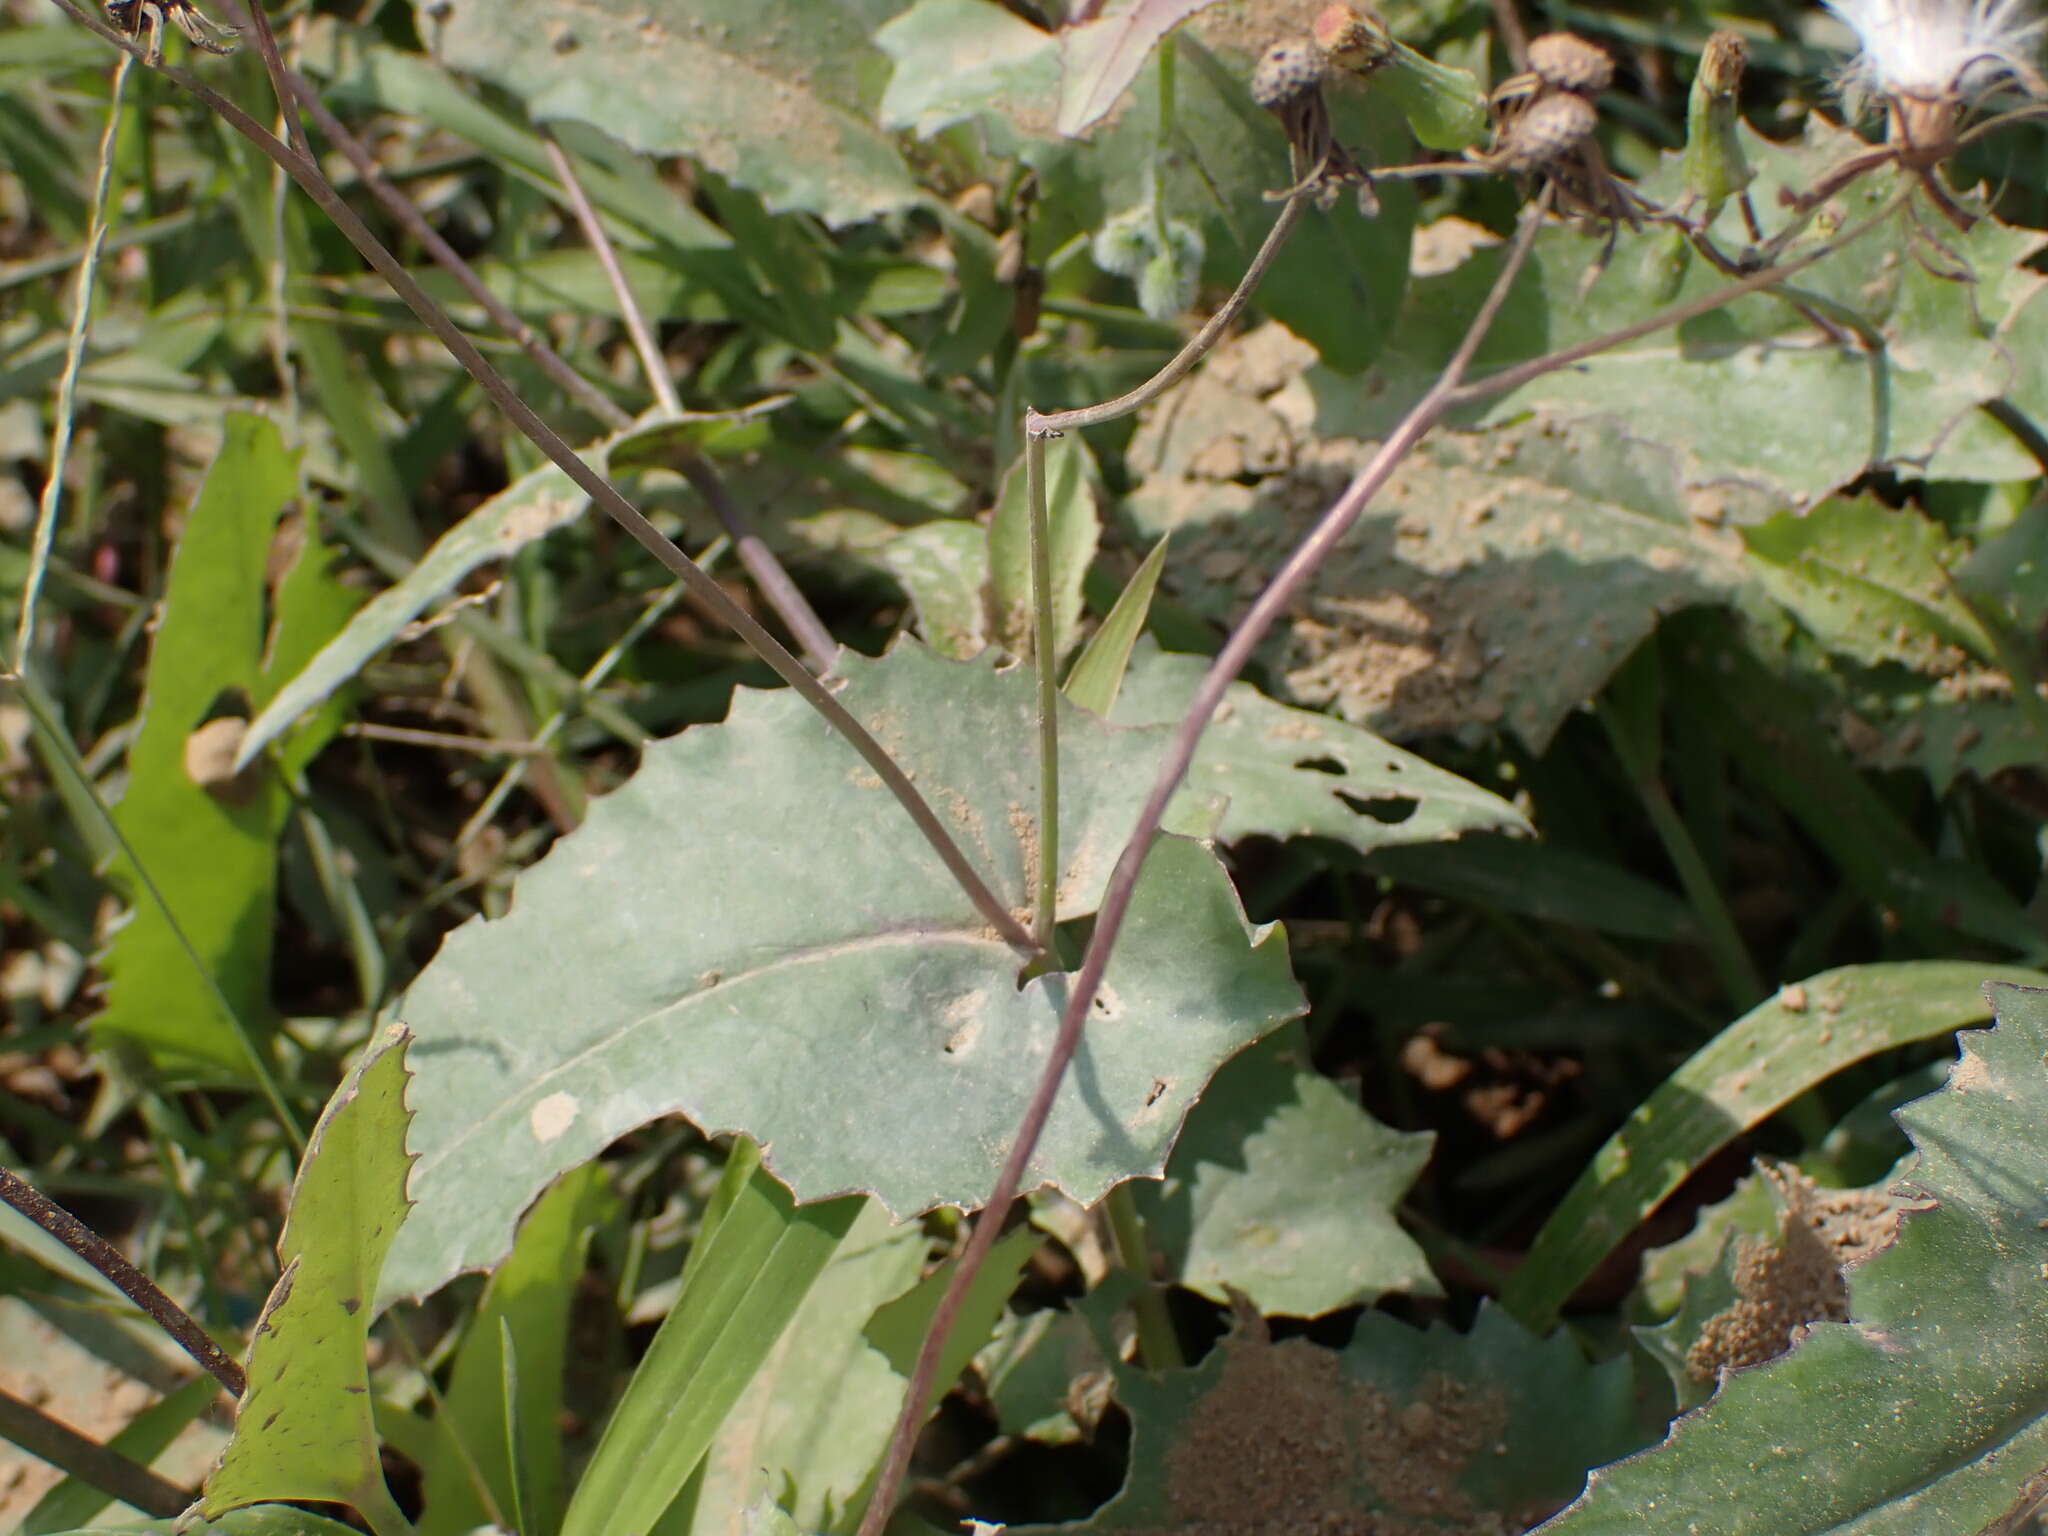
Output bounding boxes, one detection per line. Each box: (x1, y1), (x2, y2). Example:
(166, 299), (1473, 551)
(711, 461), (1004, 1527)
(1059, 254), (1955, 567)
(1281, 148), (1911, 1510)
(1137, 1024), (1438, 1316)
(559, 1166), (863, 1536)
(949, 30), (1415, 374)
(1126, 335), (1747, 750)
(417, 1165), (616, 1536)
(1501, 961), (2047, 1331)
(676, 1200), (927, 1536)
(875, 521), (991, 660)
(874, 0), (1059, 142)
(1743, 497), (1994, 669)
(1063, 538), (1168, 718)
(990, 434), (1101, 663)
(1055, 0), (1218, 138)
(1030, 1304), (1644, 1534)
(1374, 40), (1488, 151)
(421, 0), (922, 227)
(1109, 641), (1529, 854)
(95, 415), (300, 1072)
(238, 426), (615, 768)
(1311, 118), (2047, 501)
(1366, 834), (1698, 941)
(1544, 982), (2048, 1533)
(203, 1024), (416, 1524)
(383, 643), (1303, 1305)
(865, 1222), (1043, 1414)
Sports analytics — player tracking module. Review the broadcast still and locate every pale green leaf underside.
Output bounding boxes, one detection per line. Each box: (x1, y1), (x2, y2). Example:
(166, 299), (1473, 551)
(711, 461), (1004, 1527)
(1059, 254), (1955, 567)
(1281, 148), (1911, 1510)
(382, 643), (1303, 1306)
(1545, 982), (2048, 1533)
(1311, 119), (2047, 502)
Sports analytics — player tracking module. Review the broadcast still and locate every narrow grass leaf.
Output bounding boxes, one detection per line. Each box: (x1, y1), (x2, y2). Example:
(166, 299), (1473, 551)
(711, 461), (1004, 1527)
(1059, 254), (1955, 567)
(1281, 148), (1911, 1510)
(1502, 961), (2046, 1330)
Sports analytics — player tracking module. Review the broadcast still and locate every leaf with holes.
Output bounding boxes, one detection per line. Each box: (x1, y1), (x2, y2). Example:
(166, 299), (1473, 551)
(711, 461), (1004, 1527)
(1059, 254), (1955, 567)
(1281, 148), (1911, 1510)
(97, 415), (357, 1074)
(380, 643), (1304, 1306)
(1109, 641), (1528, 853)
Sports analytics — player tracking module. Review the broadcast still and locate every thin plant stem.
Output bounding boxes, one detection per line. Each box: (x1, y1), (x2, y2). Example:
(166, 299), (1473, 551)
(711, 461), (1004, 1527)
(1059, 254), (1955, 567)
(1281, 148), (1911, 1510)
(855, 196), (1553, 1536)
(223, 0), (306, 158)
(287, 81), (634, 431)
(1027, 189), (1311, 436)
(0, 1387), (194, 1518)
(3, 668), (306, 1148)
(1443, 191), (1910, 410)
(543, 137), (681, 417)
(1595, 701), (1765, 1009)
(1025, 431), (1059, 952)
(55, 4), (1036, 958)
(15, 53), (129, 673)
(0, 1168), (246, 1398)
(1101, 1183), (1183, 1370)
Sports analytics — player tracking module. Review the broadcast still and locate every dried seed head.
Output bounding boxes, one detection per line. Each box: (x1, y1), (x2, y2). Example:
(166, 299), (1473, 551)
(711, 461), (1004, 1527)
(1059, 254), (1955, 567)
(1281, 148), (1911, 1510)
(1527, 31), (1615, 94)
(1825, 0), (2048, 104)
(1498, 88), (1599, 169)
(1312, 2), (1394, 72)
(1699, 29), (1748, 94)
(1252, 39), (1327, 109)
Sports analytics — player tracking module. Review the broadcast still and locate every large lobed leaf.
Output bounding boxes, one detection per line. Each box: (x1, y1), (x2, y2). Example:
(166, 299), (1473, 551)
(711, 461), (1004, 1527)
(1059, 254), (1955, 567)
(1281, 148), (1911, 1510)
(415, 0), (922, 227)
(381, 642), (1304, 1305)
(1135, 1023), (1438, 1317)
(1542, 982), (2048, 1533)
(1112, 641), (1529, 854)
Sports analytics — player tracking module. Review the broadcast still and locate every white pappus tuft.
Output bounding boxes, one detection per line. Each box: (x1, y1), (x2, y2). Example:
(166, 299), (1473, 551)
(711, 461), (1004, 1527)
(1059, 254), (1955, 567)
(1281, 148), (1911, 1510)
(1824, 0), (2047, 101)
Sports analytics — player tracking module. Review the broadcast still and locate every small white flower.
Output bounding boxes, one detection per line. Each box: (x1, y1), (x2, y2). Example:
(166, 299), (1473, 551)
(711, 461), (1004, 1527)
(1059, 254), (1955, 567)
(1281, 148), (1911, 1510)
(1825, 0), (2046, 100)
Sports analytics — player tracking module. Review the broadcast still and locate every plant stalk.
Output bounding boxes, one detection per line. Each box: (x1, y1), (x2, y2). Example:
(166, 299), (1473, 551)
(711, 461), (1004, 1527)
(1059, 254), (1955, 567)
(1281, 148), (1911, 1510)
(1102, 1184), (1183, 1370)
(1025, 430), (1060, 952)
(854, 193), (1552, 1536)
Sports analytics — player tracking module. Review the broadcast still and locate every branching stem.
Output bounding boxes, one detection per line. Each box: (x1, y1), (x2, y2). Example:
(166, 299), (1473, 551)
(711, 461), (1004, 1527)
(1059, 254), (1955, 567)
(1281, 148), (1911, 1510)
(856, 192), (1549, 1536)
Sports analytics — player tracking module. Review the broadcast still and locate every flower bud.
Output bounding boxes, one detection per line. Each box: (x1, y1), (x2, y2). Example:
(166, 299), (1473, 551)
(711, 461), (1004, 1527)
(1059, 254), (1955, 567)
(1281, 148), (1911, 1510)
(1091, 207), (1156, 279)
